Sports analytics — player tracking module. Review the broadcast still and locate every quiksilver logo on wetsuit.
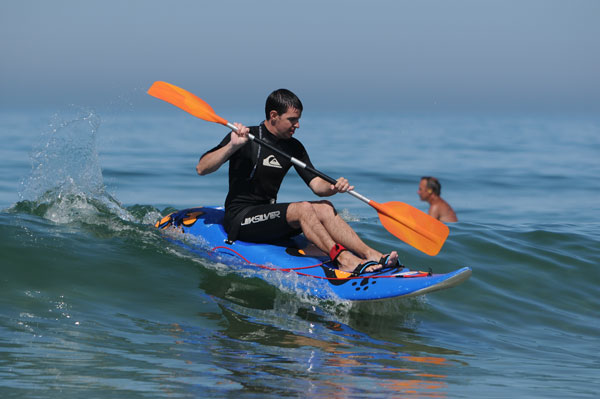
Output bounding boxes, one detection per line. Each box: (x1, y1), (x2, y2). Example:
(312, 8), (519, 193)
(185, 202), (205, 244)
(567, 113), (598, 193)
(240, 210), (281, 226)
(262, 155), (282, 168)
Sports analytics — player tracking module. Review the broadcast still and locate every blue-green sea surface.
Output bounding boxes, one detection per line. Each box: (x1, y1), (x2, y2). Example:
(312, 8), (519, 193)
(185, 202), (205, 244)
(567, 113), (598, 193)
(1, 107), (598, 398)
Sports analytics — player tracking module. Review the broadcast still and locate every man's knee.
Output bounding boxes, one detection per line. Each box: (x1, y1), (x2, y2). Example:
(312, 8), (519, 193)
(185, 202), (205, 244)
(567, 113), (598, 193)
(289, 200), (337, 223)
(287, 201), (315, 223)
(294, 201), (313, 214)
(312, 200), (337, 220)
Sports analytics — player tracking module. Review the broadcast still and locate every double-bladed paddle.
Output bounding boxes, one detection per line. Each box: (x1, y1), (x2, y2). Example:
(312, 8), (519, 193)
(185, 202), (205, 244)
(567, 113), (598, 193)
(147, 81), (449, 255)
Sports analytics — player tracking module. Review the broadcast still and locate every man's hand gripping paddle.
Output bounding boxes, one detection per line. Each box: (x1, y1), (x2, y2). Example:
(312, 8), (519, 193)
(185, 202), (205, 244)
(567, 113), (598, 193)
(147, 81), (449, 256)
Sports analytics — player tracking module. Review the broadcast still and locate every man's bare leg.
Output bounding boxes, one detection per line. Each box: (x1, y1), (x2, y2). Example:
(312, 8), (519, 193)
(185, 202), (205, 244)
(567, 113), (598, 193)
(286, 201), (398, 272)
(310, 200), (398, 266)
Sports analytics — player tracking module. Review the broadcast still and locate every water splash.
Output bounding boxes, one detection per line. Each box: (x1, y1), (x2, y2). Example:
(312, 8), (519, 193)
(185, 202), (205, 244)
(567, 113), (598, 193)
(17, 106), (134, 224)
(20, 107), (103, 200)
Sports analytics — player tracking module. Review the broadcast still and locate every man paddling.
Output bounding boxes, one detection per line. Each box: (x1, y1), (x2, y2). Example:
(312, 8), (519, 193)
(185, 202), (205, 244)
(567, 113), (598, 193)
(418, 177), (458, 223)
(196, 89), (398, 275)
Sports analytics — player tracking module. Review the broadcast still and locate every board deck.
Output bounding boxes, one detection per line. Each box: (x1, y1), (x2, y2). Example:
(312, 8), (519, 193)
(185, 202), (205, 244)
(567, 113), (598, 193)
(156, 206), (471, 301)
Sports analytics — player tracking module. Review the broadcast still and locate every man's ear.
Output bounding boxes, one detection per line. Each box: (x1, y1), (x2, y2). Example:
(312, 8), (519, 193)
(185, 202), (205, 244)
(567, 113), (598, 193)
(268, 110), (279, 121)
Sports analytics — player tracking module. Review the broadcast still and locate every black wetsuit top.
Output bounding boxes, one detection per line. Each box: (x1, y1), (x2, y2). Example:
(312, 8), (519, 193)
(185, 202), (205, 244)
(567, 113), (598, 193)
(202, 123), (317, 226)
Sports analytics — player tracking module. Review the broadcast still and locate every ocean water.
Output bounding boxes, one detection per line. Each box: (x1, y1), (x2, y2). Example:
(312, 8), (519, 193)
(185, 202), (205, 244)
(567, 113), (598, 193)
(1, 105), (599, 398)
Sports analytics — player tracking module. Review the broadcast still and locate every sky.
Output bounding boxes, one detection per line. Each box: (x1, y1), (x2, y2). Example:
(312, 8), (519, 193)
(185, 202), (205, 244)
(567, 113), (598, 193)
(1, 0), (599, 114)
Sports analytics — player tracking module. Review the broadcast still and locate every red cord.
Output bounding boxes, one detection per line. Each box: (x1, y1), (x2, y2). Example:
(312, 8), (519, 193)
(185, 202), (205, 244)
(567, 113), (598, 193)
(209, 246), (420, 281)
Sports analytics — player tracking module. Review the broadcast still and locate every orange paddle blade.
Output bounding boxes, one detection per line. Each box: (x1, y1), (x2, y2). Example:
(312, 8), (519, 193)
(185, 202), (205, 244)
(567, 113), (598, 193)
(370, 201), (449, 256)
(147, 81), (229, 126)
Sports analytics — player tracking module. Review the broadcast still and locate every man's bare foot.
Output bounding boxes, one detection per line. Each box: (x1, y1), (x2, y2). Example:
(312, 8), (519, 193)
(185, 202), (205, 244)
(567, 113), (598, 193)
(336, 251), (382, 274)
(379, 251), (399, 267)
(364, 250), (399, 267)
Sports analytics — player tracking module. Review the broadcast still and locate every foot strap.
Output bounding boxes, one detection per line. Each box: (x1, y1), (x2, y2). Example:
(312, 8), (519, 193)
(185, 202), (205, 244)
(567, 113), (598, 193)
(351, 260), (380, 277)
(379, 254), (400, 268)
(329, 243), (347, 262)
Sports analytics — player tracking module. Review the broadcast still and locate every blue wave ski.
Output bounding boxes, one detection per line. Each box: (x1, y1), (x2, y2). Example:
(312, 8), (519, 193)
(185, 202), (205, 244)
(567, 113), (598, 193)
(156, 207), (471, 301)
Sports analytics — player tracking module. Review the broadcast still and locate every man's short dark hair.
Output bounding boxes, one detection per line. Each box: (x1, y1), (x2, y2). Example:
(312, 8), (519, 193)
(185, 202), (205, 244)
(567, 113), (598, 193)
(265, 89), (303, 120)
(421, 176), (441, 196)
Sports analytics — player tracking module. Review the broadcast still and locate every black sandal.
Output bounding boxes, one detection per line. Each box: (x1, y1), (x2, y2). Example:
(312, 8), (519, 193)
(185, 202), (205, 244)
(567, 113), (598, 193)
(350, 260), (380, 276)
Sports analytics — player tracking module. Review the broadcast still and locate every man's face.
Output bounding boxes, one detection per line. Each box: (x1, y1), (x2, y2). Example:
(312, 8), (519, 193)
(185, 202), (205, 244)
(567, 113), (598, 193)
(270, 107), (301, 139)
(418, 179), (431, 201)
